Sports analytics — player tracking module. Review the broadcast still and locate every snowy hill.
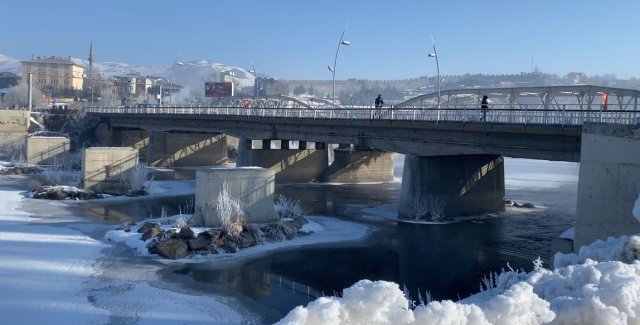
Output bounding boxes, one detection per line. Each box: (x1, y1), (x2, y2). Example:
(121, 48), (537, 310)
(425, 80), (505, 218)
(0, 54), (261, 87)
(0, 54), (21, 73)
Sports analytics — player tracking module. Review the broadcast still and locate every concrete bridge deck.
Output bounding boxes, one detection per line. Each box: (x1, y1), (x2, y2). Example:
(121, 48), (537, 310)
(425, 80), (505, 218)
(87, 106), (586, 162)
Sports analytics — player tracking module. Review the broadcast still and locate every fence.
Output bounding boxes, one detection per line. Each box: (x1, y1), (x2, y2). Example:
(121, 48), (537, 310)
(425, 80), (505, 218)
(86, 104), (640, 126)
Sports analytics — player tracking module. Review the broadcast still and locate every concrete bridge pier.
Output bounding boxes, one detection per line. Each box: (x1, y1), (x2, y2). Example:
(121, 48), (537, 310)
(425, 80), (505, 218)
(237, 139), (328, 183)
(398, 154), (505, 218)
(321, 146), (394, 183)
(146, 132), (228, 167)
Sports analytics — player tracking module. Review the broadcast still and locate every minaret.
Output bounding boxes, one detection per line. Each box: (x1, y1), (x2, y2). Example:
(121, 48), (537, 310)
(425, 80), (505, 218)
(89, 42), (94, 74)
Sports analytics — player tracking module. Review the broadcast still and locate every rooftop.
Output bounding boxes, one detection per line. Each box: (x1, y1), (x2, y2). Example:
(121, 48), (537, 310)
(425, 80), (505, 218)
(20, 56), (82, 67)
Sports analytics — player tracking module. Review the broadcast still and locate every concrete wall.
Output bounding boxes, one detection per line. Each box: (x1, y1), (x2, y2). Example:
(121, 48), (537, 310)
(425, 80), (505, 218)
(26, 137), (70, 165)
(82, 147), (139, 193)
(95, 123), (149, 158)
(399, 154), (505, 217)
(0, 110), (30, 152)
(239, 148), (328, 183)
(147, 132), (228, 167)
(195, 167), (278, 226)
(573, 122), (640, 251)
(321, 149), (394, 183)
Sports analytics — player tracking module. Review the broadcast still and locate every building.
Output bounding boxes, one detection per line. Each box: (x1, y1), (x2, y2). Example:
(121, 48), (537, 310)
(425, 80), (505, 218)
(112, 72), (153, 104)
(21, 55), (84, 91)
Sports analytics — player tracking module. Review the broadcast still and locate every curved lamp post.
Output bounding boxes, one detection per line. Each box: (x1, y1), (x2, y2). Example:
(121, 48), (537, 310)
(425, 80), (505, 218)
(169, 50), (183, 105)
(250, 59), (258, 105)
(428, 36), (440, 109)
(329, 24), (350, 106)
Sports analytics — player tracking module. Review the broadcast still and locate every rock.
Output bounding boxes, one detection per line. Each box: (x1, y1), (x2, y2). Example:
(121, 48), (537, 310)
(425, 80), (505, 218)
(117, 221), (136, 230)
(156, 239), (189, 259)
(223, 241), (238, 253)
(288, 218), (309, 231)
(30, 186), (100, 200)
(124, 228), (131, 233)
(505, 200), (513, 205)
(237, 231), (256, 249)
(137, 222), (160, 234)
(141, 228), (163, 241)
(513, 202), (521, 208)
(188, 236), (212, 251)
(521, 203), (536, 208)
(186, 211), (205, 227)
(164, 229), (178, 238)
(179, 226), (195, 239)
(200, 229), (222, 239)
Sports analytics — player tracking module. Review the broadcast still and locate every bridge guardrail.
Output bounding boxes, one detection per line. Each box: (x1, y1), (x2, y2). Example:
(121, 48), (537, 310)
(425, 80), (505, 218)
(85, 104), (640, 126)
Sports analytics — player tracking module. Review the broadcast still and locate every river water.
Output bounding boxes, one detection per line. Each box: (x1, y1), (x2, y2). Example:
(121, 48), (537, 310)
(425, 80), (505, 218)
(7, 157), (579, 324)
(69, 157), (580, 323)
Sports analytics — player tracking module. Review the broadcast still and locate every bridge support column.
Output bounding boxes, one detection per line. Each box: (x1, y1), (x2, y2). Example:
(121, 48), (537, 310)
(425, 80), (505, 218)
(237, 140), (328, 183)
(95, 123), (149, 159)
(573, 123), (640, 251)
(321, 147), (394, 183)
(399, 154), (505, 218)
(146, 132), (228, 167)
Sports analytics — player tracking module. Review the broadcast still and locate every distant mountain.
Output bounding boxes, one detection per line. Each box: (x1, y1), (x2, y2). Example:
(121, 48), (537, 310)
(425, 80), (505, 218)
(0, 54), (263, 87)
(0, 54), (20, 74)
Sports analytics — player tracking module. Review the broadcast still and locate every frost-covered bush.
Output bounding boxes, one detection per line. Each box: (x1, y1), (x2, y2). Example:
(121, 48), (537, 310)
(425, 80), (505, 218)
(120, 163), (153, 196)
(401, 195), (446, 221)
(42, 158), (81, 187)
(213, 181), (245, 239)
(275, 194), (305, 219)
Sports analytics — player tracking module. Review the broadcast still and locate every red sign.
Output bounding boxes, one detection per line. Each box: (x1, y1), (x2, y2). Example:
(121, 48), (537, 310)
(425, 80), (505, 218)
(601, 93), (609, 111)
(205, 82), (234, 97)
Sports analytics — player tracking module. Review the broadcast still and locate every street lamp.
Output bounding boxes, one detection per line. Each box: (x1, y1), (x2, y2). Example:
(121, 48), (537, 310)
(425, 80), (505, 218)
(428, 36), (440, 109)
(169, 50), (183, 106)
(329, 24), (350, 106)
(88, 86), (94, 106)
(250, 58), (258, 105)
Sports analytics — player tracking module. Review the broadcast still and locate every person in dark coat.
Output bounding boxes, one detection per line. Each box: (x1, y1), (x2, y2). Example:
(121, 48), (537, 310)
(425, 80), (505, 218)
(375, 95), (384, 108)
(481, 95), (489, 121)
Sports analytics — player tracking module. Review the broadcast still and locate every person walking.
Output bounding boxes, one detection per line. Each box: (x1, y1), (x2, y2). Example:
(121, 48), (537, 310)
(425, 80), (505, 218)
(375, 94), (384, 119)
(481, 95), (489, 122)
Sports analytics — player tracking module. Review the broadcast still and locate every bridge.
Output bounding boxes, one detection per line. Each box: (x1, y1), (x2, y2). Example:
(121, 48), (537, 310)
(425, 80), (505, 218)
(84, 85), (640, 251)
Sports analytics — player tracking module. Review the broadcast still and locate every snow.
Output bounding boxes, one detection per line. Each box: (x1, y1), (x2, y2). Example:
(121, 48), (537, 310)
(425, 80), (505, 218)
(279, 231), (640, 325)
(559, 227), (575, 240)
(300, 220), (324, 233)
(145, 179), (195, 196)
(0, 186), (248, 323)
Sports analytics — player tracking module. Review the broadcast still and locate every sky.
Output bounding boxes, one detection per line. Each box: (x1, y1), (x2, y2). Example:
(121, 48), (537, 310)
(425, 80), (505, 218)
(3, 0), (640, 80)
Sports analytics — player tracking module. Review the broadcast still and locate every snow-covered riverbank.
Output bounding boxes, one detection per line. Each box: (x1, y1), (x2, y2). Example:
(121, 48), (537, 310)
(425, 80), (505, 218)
(0, 186), (249, 324)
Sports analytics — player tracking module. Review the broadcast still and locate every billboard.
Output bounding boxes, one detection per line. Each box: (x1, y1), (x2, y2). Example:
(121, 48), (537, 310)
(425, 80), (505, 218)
(205, 82), (234, 97)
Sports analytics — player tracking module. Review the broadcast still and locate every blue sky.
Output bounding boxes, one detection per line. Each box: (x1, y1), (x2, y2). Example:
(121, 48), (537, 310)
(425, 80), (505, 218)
(4, 0), (639, 80)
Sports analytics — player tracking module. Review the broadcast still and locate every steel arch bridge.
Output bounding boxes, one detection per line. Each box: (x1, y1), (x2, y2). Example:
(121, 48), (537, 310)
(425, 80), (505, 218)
(205, 95), (338, 109)
(394, 85), (640, 112)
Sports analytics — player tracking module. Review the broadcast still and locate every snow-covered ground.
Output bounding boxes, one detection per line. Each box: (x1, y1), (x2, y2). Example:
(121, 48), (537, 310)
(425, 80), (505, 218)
(0, 186), (249, 324)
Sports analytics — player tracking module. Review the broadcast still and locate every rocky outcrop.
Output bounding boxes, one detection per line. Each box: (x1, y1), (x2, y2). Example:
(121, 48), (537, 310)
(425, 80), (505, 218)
(156, 239), (188, 260)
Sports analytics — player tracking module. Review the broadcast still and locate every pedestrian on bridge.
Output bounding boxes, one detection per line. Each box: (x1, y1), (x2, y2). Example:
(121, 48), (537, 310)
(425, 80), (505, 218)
(375, 94), (384, 119)
(481, 95), (489, 122)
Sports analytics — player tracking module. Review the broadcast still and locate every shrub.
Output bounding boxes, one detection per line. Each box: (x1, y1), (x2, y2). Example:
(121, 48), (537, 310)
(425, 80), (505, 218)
(213, 181), (245, 239)
(120, 163), (153, 196)
(275, 194), (304, 219)
(401, 195), (447, 221)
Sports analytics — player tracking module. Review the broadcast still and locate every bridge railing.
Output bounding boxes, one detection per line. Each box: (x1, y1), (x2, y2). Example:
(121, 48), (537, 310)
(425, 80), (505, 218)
(86, 104), (640, 126)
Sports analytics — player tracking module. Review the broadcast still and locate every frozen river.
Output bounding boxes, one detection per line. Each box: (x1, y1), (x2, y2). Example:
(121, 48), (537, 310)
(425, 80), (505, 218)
(1, 157), (579, 324)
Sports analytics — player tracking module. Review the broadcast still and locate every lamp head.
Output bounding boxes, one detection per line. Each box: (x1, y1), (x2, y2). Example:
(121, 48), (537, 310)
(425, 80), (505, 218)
(428, 53), (436, 58)
(341, 40), (350, 45)
(327, 66), (334, 73)
(176, 62), (184, 66)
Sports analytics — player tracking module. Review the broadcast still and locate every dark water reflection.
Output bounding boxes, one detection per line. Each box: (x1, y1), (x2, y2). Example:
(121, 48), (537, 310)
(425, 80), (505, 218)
(84, 163), (576, 322)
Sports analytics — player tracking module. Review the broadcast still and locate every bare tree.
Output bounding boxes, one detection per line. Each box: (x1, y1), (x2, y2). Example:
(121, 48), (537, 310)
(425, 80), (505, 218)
(4, 83), (44, 108)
